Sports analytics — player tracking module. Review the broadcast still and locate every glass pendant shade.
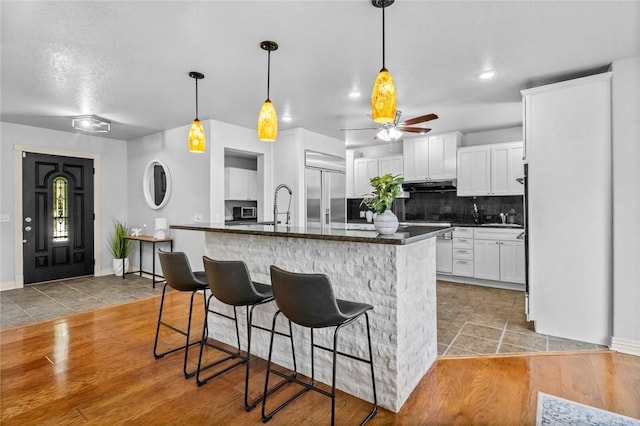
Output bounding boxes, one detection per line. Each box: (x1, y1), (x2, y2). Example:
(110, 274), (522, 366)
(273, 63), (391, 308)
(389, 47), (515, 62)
(188, 118), (206, 153)
(257, 99), (278, 142)
(371, 68), (397, 124)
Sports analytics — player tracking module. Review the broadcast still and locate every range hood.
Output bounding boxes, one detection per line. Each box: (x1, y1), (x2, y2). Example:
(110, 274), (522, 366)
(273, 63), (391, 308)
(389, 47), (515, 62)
(402, 180), (457, 193)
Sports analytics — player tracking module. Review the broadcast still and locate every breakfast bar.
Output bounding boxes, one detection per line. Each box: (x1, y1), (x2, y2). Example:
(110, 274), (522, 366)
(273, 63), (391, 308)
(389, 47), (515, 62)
(171, 223), (450, 412)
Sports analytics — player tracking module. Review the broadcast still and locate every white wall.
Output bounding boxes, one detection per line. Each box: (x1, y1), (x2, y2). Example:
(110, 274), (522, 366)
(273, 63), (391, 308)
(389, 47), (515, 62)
(127, 122), (211, 272)
(461, 126), (523, 147)
(0, 122), (128, 288)
(209, 119), (274, 224)
(611, 56), (640, 354)
(274, 128), (345, 227)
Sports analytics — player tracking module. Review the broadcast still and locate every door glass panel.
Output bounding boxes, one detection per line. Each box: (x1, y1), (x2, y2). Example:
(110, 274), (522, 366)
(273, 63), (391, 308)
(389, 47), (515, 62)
(53, 176), (68, 241)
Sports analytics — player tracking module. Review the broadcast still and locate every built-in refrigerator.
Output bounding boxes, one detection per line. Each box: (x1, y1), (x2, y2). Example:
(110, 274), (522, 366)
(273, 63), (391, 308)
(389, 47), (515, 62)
(305, 150), (346, 231)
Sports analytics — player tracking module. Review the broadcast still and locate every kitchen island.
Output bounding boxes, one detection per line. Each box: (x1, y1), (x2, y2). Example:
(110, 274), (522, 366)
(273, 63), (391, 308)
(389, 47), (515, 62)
(170, 222), (451, 412)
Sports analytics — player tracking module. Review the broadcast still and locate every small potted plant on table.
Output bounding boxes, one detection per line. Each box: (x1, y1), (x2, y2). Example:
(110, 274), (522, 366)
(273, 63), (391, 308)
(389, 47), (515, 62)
(361, 173), (404, 235)
(108, 219), (134, 276)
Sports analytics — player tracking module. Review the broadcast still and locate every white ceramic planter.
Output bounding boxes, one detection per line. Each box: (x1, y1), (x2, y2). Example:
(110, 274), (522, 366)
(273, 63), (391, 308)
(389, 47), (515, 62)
(374, 210), (399, 235)
(112, 258), (130, 276)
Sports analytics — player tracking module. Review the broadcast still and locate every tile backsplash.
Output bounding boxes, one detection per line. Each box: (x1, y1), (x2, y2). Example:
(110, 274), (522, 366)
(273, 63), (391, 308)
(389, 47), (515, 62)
(348, 192), (524, 225)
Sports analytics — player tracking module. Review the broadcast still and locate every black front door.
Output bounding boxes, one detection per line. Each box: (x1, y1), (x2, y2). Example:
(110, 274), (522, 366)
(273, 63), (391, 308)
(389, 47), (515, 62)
(22, 152), (95, 284)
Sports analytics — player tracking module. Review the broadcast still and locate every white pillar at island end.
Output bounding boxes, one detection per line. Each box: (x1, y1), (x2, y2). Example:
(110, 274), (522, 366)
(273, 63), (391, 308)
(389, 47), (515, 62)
(202, 231), (437, 412)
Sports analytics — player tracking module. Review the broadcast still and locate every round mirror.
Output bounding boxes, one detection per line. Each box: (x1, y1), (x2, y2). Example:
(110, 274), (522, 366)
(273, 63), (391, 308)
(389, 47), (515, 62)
(143, 160), (171, 210)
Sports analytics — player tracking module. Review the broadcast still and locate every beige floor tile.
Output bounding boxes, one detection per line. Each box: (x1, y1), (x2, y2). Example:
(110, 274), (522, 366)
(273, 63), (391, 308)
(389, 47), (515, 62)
(449, 334), (499, 354)
(443, 346), (479, 356)
(501, 330), (548, 351)
(460, 323), (504, 341)
(498, 343), (541, 354)
(547, 336), (600, 351)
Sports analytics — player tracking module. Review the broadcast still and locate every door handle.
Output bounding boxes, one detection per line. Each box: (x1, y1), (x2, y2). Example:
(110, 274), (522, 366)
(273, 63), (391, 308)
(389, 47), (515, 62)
(24, 226), (32, 232)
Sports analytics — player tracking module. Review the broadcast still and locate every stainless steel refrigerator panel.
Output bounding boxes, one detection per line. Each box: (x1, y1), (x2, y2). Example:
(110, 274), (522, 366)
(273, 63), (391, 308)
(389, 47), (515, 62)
(306, 168), (322, 228)
(329, 172), (346, 228)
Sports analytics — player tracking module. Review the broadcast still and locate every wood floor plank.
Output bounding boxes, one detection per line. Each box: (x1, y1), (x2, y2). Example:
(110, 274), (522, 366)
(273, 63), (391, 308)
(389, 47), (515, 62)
(1, 292), (639, 425)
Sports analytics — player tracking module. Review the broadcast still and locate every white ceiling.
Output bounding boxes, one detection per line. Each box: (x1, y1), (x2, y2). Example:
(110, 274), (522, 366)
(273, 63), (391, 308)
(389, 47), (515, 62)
(1, 1), (639, 148)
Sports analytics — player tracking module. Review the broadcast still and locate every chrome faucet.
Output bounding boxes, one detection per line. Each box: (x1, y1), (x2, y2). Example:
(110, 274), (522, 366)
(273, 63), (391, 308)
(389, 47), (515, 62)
(273, 184), (293, 227)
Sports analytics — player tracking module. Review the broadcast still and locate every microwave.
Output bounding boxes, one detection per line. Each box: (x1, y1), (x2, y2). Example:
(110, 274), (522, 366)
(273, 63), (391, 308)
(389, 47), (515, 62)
(233, 206), (257, 220)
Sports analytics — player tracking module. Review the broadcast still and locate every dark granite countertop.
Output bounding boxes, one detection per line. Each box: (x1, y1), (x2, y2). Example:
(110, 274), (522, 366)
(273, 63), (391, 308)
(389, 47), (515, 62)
(171, 222), (453, 245)
(347, 219), (523, 229)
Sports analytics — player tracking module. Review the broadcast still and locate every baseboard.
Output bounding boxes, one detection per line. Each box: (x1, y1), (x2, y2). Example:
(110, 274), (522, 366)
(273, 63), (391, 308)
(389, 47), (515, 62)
(436, 274), (525, 291)
(611, 337), (640, 356)
(0, 281), (18, 291)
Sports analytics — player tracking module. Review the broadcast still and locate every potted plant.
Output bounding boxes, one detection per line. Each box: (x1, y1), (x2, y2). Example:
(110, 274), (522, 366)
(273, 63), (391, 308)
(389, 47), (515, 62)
(361, 173), (404, 235)
(107, 219), (134, 276)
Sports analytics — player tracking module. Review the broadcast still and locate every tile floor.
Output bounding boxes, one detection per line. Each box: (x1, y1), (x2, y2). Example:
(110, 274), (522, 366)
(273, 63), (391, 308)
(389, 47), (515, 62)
(1, 276), (606, 356)
(0, 274), (165, 329)
(437, 281), (606, 355)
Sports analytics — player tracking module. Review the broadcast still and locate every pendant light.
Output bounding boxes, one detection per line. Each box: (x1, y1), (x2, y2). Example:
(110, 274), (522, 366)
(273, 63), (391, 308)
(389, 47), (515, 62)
(188, 71), (206, 153)
(371, 0), (397, 124)
(258, 41), (278, 142)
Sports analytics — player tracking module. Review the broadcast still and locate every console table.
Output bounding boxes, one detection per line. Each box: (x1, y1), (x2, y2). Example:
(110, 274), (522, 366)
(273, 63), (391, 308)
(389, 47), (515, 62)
(122, 235), (173, 288)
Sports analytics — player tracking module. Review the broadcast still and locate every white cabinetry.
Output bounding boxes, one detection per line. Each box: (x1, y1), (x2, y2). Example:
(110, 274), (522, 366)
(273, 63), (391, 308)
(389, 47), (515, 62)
(225, 167), (258, 201)
(452, 227), (474, 277)
(353, 155), (403, 197)
(403, 132), (461, 182)
(473, 228), (524, 284)
(457, 142), (524, 196)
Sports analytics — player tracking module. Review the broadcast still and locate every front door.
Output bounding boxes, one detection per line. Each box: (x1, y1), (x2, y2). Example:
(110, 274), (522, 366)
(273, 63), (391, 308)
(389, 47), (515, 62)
(22, 152), (95, 284)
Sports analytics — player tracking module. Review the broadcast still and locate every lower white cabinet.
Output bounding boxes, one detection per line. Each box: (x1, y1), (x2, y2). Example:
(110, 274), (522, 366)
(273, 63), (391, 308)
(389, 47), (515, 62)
(452, 227), (474, 277)
(473, 239), (501, 281)
(473, 228), (525, 284)
(499, 240), (526, 284)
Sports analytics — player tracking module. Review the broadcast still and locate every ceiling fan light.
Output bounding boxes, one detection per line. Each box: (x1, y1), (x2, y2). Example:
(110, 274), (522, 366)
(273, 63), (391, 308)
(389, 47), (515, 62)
(377, 125), (402, 142)
(371, 68), (397, 124)
(188, 118), (206, 153)
(258, 99), (277, 142)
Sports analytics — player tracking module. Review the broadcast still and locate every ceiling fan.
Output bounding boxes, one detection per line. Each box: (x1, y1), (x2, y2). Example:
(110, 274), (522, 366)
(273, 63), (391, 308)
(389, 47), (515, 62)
(341, 111), (438, 141)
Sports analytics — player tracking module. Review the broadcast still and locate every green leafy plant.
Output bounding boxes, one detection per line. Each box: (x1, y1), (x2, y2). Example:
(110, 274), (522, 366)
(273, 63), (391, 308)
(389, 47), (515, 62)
(107, 219), (134, 259)
(360, 173), (404, 214)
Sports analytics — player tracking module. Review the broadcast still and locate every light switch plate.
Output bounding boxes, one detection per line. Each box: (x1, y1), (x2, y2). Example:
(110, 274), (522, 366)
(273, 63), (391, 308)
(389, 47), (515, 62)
(0, 214), (10, 222)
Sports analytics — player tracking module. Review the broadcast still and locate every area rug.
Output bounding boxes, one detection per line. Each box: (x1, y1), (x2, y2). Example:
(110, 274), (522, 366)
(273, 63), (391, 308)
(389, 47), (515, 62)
(536, 392), (640, 426)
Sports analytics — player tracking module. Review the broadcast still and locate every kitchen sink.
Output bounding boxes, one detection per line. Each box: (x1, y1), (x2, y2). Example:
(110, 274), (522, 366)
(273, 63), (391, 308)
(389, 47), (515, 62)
(480, 223), (523, 228)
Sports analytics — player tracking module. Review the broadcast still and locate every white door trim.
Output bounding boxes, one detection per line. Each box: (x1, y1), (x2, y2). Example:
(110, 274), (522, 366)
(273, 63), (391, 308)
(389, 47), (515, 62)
(13, 145), (102, 288)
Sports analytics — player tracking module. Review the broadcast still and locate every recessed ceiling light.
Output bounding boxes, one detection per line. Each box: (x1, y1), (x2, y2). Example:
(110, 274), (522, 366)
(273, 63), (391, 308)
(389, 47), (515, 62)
(348, 91), (361, 99)
(281, 115), (293, 122)
(476, 70), (497, 80)
(71, 115), (111, 133)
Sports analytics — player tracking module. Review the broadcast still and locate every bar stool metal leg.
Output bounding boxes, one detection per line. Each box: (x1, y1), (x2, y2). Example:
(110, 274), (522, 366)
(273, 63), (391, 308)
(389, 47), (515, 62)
(153, 282), (206, 379)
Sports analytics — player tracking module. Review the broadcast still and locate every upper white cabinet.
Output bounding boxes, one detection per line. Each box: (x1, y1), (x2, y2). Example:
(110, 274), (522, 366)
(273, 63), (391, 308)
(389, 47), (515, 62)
(403, 131), (461, 182)
(457, 142), (524, 196)
(225, 167), (258, 201)
(353, 155), (403, 197)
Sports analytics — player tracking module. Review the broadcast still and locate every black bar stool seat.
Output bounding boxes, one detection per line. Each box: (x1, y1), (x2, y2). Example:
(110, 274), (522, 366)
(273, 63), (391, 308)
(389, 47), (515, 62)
(154, 251), (208, 379)
(197, 257), (297, 412)
(262, 265), (378, 425)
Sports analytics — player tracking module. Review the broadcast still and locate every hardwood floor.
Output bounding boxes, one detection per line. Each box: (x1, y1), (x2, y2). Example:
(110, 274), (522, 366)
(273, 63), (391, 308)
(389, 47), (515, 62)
(1, 291), (638, 425)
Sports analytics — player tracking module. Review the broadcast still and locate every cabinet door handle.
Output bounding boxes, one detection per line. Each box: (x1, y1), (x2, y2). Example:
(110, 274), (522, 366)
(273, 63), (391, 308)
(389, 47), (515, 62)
(495, 241), (500, 244)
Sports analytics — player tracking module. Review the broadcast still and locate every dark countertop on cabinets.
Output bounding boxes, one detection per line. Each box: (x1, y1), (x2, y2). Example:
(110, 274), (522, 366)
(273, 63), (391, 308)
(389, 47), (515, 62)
(171, 222), (453, 245)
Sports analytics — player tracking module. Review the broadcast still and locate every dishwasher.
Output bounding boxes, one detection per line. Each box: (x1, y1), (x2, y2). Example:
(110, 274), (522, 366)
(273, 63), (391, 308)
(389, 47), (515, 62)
(436, 231), (453, 274)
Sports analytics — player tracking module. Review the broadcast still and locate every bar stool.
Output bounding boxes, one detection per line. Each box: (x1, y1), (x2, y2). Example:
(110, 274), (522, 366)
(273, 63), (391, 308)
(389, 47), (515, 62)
(154, 250), (208, 379)
(197, 256), (297, 412)
(262, 265), (378, 425)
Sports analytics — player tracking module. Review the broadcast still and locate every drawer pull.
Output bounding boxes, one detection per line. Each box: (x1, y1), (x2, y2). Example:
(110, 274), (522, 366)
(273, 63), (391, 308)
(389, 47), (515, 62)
(457, 260), (468, 264)
(458, 239), (467, 242)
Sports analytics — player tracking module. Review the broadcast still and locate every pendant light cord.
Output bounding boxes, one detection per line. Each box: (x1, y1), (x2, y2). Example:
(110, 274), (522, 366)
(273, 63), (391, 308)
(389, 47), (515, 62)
(266, 50), (271, 100)
(382, 3), (386, 69)
(195, 77), (199, 119)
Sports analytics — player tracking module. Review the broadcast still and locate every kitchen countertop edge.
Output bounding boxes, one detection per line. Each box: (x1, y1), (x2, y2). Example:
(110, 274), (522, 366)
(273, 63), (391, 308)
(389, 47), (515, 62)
(171, 223), (453, 245)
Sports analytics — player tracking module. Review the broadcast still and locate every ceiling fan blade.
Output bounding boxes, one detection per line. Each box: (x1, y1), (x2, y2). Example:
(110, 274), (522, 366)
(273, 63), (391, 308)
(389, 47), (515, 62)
(340, 127), (379, 131)
(399, 113), (438, 126)
(398, 126), (431, 134)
